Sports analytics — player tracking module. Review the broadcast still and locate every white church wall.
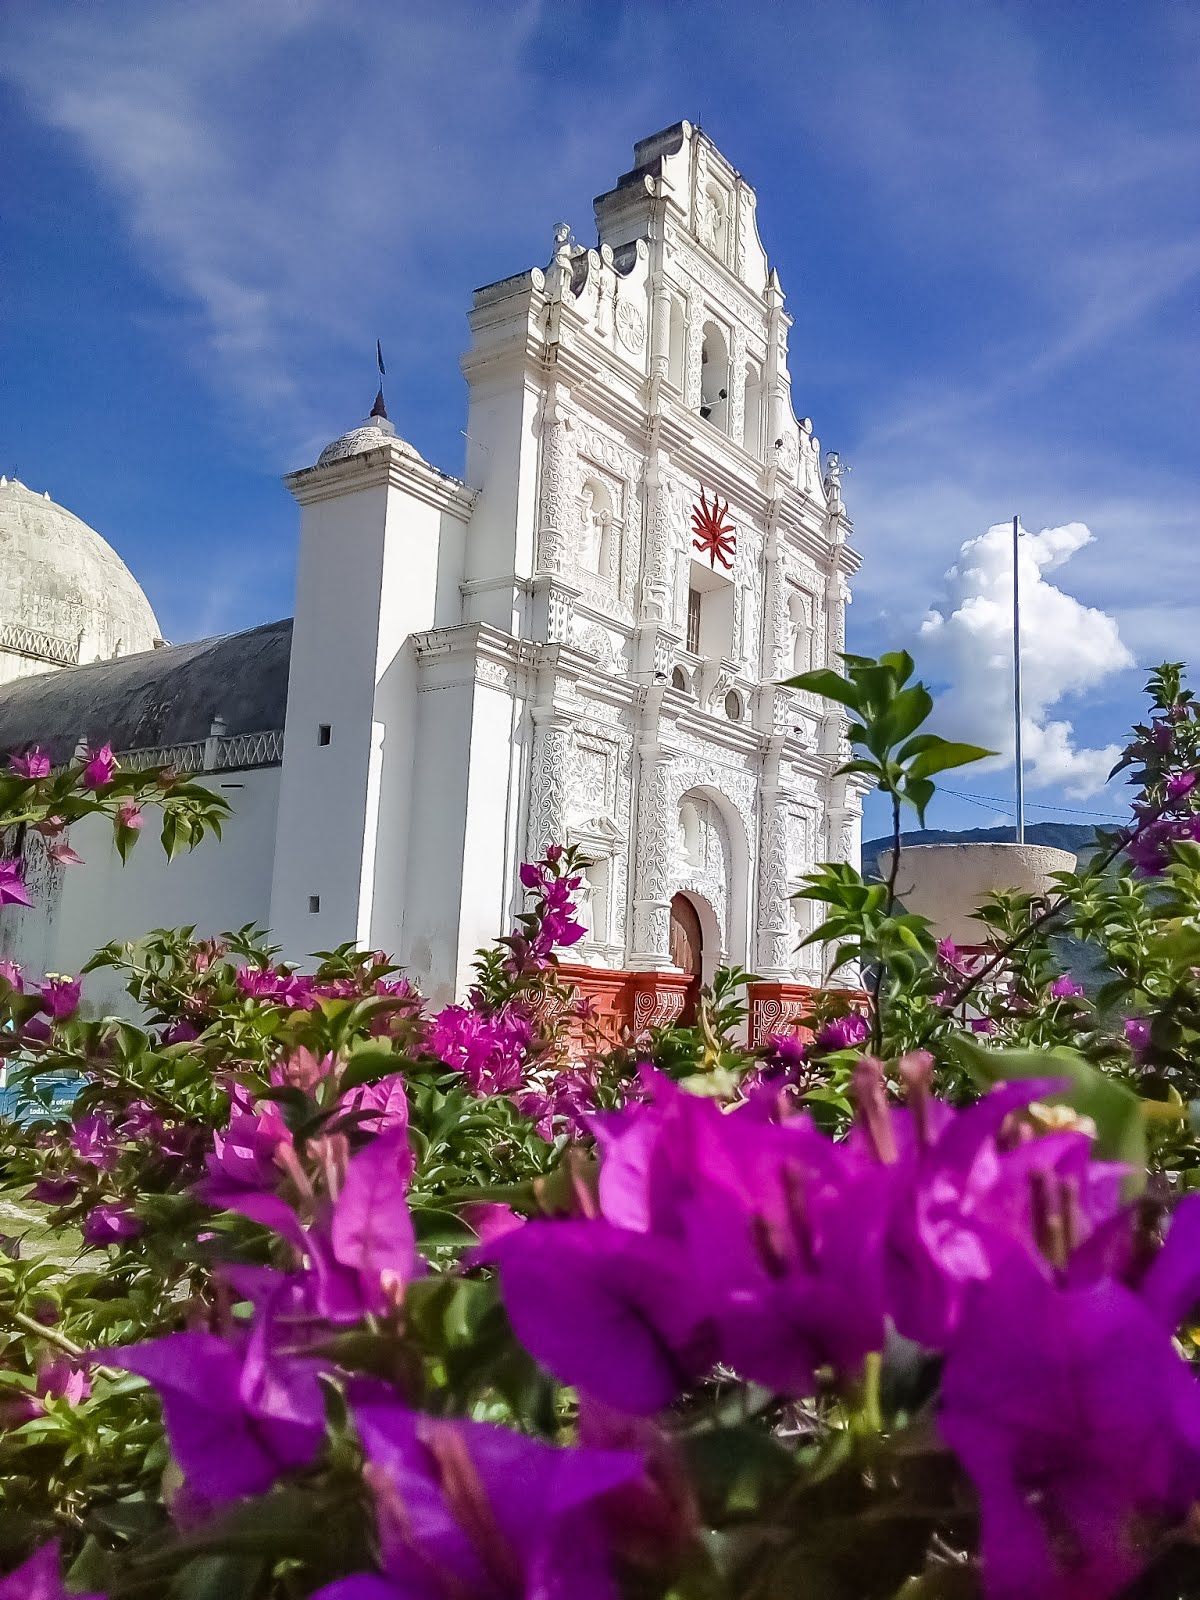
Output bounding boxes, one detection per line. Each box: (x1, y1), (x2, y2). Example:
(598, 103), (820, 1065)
(400, 671), (478, 1005)
(270, 478), (392, 957)
(271, 457), (473, 967)
(455, 674), (527, 1001)
(0, 766), (280, 1017)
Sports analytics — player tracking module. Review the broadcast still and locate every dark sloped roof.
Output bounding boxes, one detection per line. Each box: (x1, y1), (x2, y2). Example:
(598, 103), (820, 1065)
(0, 618), (293, 763)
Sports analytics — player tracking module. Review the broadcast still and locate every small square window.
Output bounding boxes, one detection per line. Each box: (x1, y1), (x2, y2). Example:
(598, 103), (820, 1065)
(318, 724), (332, 746)
(308, 895), (321, 914)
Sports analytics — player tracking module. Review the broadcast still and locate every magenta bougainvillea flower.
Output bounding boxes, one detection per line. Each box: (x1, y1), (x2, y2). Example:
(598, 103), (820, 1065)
(83, 1203), (142, 1247)
(1125, 1016), (1152, 1055)
(0, 859), (32, 908)
(1166, 770), (1197, 800)
(80, 743), (116, 789)
(941, 1254), (1200, 1600)
(116, 800), (144, 831)
(110, 1315), (325, 1505)
(36, 1357), (90, 1408)
(1126, 814), (1200, 876)
(46, 838), (84, 867)
(39, 975), (81, 1019)
(338, 1074), (411, 1139)
(427, 1004), (532, 1095)
(1048, 975), (1084, 1000)
(0, 1541), (103, 1599)
(71, 1111), (117, 1170)
(759, 1030), (807, 1080)
(8, 746), (51, 780)
(28, 1174), (79, 1206)
(307, 1393), (641, 1600)
(813, 1012), (869, 1051)
(271, 1045), (334, 1091)
(215, 1130), (420, 1326)
(237, 966), (316, 1009)
(201, 1094), (293, 1197)
(492, 1073), (892, 1409)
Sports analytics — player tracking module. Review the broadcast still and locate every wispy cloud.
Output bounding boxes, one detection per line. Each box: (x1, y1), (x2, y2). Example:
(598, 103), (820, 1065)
(2, 2), (654, 454)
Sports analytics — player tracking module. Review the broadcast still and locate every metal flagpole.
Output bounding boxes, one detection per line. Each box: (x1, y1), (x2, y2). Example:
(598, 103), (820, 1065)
(1012, 513), (1025, 844)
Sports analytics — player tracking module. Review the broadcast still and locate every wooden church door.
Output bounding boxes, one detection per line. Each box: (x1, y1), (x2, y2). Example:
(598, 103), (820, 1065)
(669, 893), (704, 978)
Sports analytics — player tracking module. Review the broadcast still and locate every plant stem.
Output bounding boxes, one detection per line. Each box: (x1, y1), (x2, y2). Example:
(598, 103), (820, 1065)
(12, 1308), (85, 1357)
(871, 793), (902, 1054)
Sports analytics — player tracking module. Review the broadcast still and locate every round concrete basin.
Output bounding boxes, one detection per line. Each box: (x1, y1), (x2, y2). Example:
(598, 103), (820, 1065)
(875, 842), (1078, 945)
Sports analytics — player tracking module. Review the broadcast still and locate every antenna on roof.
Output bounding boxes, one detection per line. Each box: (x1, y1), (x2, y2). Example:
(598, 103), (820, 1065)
(371, 340), (388, 420)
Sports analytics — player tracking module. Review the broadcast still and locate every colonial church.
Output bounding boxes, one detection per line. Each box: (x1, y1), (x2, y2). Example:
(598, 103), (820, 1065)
(0, 123), (864, 1020)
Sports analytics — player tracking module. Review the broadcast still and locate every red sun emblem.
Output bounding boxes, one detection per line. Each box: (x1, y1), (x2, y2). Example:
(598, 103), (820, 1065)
(690, 488), (737, 571)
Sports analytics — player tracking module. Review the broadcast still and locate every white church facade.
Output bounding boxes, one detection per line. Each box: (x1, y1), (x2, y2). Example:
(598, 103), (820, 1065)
(0, 123), (864, 1022)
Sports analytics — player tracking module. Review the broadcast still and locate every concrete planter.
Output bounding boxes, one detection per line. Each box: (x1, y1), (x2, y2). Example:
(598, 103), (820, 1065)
(876, 842), (1078, 945)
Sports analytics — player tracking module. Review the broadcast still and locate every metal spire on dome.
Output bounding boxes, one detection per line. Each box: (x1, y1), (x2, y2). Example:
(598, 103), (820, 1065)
(371, 340), (389, 420)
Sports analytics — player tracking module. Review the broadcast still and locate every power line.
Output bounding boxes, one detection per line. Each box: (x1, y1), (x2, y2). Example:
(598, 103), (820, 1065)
(938, 785), (1128, 823)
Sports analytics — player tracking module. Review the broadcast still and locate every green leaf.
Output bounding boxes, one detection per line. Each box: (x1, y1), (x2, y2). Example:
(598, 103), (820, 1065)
(780, 668), (861, 710)
(901, 775), (936, 824)
(877, 648), (915, 684)
(877, 685), (934, 750)
(906, 740), (994, 780)
(336, 1044), (400, 1093)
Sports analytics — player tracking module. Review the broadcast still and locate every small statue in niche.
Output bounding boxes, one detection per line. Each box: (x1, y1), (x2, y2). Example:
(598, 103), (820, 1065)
(700, 183), (728, 258)
(578, 484), (611, 575)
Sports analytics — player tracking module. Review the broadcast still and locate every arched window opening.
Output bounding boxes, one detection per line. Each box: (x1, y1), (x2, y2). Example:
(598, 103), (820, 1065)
(671, 665), (689, 692)
(724, 689), (743, 721)
(667, 295), (686, 391)
(743, 361), (764, 459)
(577, 477), (613, 577)
(699, 321), (730, 434)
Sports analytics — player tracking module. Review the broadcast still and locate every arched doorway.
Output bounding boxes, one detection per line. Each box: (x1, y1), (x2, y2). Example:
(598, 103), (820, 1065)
(669, 893), (704, 978)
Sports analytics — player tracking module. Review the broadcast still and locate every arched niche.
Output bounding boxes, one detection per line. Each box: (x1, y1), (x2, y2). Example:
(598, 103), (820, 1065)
(671, 782), (749, 974)
(577, 476), (614, 578)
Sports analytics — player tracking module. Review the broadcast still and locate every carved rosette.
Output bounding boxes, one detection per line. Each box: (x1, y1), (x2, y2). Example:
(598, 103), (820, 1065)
(536, 397), (576, 575)
(630, 747), (675, 961)
(527, 713), (572, 860)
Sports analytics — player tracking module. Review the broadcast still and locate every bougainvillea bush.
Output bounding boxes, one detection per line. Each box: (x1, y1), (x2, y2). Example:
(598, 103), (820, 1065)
(4, 667), (1200, 1598)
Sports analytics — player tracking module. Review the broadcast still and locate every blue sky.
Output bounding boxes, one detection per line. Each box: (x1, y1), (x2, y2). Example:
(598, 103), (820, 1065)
(3, 0), (1197, 840)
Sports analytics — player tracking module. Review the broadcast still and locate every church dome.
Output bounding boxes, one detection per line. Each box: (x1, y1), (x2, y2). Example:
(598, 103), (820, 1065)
(0, 477), (162, 683)
(316, 392), (423, 468)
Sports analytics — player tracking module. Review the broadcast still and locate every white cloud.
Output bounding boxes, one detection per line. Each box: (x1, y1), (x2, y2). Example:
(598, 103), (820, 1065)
(918, 521), (1134, 796)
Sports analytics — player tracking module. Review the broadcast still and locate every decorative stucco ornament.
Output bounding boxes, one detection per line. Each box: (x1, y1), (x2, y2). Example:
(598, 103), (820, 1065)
(614, 298), (645, 353)
(690, 488), (736, 571)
